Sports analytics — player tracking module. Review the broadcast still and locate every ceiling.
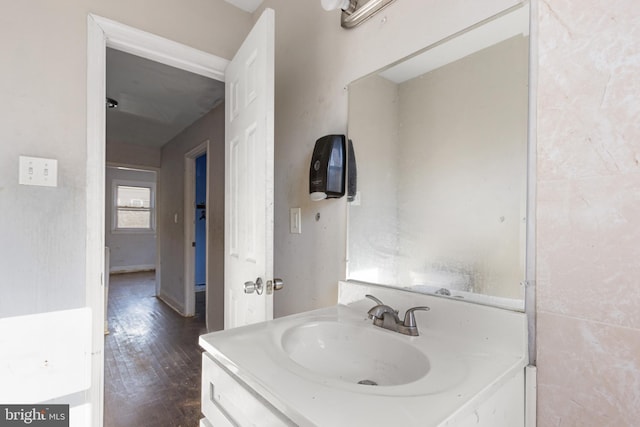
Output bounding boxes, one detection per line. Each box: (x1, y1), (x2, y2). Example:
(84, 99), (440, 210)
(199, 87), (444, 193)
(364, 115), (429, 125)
(105, 1), (265, 149)
(106, 48), (225, 149)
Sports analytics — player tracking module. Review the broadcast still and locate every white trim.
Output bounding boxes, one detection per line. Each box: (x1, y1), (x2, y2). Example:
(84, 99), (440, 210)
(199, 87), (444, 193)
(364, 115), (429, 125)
(111, 179), (157, 232)
(157, 292), (185, 316)
(86, 15), (106, 427)
(525, 365), (537, 427)
(155, 172), (162, 297)
(184, 141), (210, 318)
(87, 14), (229, 426)
(110, 229), (156, 235)
(90, 15), (229, 82)
(109, 264), (156, 274)
(525, 0), (538, 366)
(106, 161), (161, 173)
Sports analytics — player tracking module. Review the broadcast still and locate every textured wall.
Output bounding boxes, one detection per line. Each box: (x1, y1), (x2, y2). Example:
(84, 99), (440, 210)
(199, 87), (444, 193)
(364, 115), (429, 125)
(536, 0), (640, 425)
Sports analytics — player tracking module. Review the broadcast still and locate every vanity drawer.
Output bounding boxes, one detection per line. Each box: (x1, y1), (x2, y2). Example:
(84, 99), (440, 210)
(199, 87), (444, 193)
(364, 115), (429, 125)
(201, 352), (295, 427)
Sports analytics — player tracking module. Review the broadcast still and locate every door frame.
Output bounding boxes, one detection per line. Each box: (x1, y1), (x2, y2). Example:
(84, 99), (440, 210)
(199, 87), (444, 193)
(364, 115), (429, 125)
(184, 141), (210, 317)
(86, 15), (228, 427)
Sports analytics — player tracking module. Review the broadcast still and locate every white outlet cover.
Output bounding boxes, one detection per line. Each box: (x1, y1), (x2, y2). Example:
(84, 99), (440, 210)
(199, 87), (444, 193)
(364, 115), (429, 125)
(19, 156), (58, 187)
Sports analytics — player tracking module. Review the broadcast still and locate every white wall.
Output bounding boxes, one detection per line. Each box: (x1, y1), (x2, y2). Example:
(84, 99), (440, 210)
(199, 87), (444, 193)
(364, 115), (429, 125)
(158, 104), (225, 331)
(257, 0), (524, 317)
(107, 142), (161, 169)
(105, 166), (157, 273)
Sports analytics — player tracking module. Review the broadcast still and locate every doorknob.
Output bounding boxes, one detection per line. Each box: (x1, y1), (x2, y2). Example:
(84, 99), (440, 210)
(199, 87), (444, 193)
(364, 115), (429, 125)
(244, 277), (264, 295)
(266, 278), (284, 294)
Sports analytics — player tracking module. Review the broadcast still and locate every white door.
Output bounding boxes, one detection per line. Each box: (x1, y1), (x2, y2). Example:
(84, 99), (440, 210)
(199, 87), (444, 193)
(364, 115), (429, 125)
(224, 8), (276, 329)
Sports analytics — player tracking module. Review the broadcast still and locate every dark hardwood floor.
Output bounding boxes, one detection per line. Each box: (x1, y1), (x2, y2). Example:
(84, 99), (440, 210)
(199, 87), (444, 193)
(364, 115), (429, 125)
(104, 271), (207, 427)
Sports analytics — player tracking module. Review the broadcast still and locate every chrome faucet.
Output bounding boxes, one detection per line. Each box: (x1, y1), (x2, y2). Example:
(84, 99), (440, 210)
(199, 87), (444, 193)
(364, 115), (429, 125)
(365, 294), (430, 336)
(365, 294), (402, 330)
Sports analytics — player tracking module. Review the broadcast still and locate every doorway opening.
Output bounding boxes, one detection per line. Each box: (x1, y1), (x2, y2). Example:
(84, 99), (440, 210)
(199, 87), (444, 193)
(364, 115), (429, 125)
(88, 14), (230, 426)
(195, 154), (207, 293)
(105, 165), (158, 274)
(184, 141), (210, 319)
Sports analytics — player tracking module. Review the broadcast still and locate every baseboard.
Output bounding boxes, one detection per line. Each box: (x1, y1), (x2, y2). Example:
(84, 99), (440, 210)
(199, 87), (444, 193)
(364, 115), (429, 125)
(109, 264), (155, 274)
(525, 365), (537, 427)
(157, 292), (186, 317)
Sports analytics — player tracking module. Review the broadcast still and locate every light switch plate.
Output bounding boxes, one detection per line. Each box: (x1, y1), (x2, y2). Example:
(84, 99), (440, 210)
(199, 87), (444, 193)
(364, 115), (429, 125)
(290, 208), (302, 234)
(19, 156), (58, 187)
(350, 191), (361, 206)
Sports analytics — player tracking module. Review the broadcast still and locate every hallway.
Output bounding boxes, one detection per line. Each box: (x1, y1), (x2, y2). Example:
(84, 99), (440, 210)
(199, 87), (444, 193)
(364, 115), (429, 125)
(104, 272), (207, 427)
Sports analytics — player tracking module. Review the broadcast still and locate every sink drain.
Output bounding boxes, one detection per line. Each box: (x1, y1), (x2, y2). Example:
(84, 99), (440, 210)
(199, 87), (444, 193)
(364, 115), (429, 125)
(357, 379), (378, 386)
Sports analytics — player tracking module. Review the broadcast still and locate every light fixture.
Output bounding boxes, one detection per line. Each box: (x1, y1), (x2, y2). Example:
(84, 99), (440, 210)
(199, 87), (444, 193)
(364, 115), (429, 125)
(321, 0), (352, 11)
(321, 0), (396, 29)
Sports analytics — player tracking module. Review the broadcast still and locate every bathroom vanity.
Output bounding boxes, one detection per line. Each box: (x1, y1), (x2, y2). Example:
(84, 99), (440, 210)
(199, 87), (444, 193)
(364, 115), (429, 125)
(199, 281), (527, 427)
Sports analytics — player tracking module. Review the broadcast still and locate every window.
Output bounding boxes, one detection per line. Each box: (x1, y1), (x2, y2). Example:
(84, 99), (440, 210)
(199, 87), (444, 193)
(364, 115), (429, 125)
(112, 180), (155, 232)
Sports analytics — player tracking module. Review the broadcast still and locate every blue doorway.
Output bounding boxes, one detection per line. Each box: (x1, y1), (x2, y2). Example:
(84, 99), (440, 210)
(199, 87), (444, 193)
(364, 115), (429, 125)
(195, 154), (207, 287)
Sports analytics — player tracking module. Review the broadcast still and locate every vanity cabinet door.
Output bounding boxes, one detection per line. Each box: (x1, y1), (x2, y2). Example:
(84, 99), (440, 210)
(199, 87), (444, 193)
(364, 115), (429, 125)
(199, 417), (225, 427)
(201, 352), (295, 427)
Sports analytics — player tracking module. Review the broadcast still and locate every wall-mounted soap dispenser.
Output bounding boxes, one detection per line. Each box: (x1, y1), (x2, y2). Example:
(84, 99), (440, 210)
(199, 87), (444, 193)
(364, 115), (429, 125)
(309, 135), (346, 201)
(346, 139), (357, 202)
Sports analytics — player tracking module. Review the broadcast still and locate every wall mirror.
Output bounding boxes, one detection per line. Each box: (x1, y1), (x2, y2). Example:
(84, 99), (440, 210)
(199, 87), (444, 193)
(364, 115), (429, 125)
(346, 5), (530, 310)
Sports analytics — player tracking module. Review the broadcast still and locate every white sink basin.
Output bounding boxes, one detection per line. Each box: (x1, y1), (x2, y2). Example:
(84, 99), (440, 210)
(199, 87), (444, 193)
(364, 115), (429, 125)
(281, 321), (430, 387)
(200, 283), (528, 426)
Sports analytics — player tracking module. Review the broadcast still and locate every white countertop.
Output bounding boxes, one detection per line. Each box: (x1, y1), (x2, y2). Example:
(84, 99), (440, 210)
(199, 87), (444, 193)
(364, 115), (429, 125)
(200, 282), (527, 427)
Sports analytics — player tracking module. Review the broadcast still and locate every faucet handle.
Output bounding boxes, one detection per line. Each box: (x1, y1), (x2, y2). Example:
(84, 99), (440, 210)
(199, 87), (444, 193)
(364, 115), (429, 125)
(365, 294), (384, 305)
(403, 306), (430, 328)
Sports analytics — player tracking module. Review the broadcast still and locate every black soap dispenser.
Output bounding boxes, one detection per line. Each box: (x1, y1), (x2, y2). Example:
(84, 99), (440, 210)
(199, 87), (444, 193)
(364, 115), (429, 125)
(309, 135), (346, 201)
